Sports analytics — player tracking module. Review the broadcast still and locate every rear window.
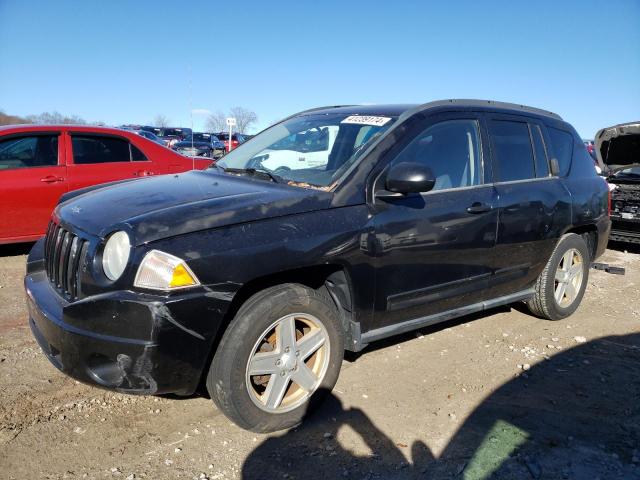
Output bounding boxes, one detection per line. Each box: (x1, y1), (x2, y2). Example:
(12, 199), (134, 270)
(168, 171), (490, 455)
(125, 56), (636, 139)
(489, 120), (536, 182)
(72, 135), (132, 164)
(547, 127), (574, 176)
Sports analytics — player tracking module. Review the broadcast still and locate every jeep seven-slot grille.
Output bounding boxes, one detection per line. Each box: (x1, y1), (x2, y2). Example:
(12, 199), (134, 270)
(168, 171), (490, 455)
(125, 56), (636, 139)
(44, 222), (88, 299)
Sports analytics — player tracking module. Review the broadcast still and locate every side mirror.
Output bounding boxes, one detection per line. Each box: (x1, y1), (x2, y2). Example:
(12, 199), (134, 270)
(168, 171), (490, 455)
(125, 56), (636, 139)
(385, 162), (436, 194)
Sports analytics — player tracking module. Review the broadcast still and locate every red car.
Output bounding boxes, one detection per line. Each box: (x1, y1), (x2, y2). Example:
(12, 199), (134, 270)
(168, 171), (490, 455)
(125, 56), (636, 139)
(0, 125), (213, 244)
(214, 132), (246, 152)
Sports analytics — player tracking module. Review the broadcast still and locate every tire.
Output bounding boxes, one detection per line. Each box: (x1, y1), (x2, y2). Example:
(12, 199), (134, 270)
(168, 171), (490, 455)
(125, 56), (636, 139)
(527, 233), (590, 320)
(206, 283), (344, 433)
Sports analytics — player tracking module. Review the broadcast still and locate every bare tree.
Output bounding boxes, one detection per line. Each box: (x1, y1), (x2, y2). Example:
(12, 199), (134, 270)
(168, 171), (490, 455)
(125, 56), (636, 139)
(27, 111), (86, 124)
(205, 111), (227, 133)
(229, 106), (258, 133)
(153, 114), (170, 127)
(205, 107), (258, 134)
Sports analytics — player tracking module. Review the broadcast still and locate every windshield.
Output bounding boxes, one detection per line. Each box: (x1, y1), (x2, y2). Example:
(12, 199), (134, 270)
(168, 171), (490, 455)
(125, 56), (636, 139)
(159, 128), (190, 137)
(216, 113), (396, 189)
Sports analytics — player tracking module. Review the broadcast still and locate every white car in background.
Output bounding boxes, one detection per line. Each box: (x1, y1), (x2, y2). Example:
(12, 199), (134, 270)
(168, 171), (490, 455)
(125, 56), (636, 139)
(261, 126), (338, 171)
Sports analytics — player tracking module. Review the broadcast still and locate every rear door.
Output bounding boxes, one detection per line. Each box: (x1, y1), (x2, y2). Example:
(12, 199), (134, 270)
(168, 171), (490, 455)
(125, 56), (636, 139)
(0, 132), (67, 242)
(485, 114), (571, 297)
(65, 133), (157, 191)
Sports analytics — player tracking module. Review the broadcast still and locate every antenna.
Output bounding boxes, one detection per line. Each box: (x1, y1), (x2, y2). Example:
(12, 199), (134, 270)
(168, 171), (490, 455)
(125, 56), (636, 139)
(188, 64), (194, 171)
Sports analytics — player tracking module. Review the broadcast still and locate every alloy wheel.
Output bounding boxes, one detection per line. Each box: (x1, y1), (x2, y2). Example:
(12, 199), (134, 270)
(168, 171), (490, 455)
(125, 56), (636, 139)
(554, 248), (584, 308)
(245, 313), (330, 413)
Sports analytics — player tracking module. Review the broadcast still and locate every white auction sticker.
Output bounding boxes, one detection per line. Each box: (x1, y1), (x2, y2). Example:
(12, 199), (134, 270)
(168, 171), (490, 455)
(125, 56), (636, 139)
(341, 115), (392, 127)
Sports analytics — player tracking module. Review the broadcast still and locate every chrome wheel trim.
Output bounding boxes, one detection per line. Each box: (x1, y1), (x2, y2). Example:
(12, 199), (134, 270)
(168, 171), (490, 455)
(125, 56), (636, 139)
(245, 313), (330, 413)
(554, 248), (584, 308)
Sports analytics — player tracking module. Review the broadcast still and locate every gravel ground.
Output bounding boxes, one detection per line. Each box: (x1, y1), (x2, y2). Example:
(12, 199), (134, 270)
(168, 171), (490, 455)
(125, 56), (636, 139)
(0, 243), (639, 480)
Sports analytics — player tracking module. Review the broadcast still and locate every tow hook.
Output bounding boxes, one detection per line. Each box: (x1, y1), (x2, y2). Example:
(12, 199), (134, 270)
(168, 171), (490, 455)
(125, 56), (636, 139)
(591, 262), (626, 275)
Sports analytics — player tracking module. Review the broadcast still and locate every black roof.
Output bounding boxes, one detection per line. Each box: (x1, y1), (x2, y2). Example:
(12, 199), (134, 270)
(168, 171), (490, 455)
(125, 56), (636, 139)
(297, 99), (562, 121)
(303, 104), (418, 117)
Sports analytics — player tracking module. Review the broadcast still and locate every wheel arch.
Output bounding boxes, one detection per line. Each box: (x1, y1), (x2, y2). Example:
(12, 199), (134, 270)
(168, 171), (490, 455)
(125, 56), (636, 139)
(196, 263), (360, 392)
(562, 224), (599, 260)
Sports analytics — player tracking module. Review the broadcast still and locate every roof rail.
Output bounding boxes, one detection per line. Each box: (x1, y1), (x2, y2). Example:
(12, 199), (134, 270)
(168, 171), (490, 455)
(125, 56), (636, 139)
(413, 99), (563, 120)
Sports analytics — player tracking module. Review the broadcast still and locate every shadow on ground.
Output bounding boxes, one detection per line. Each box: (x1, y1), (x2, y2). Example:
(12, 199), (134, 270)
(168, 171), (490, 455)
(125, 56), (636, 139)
(242, 333), (640, 479)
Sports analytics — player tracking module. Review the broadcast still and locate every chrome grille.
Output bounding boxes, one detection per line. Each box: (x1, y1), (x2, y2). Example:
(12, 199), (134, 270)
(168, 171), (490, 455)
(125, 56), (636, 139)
(44, 221), (88, 299)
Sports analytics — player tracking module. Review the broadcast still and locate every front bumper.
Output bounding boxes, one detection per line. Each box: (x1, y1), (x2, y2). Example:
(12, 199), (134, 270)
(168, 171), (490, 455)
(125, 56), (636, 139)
(25, 241), (228, 396)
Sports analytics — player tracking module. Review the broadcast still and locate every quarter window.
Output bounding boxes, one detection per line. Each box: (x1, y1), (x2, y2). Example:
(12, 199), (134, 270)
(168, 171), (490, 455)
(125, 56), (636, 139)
(0, 135), (58, 170)
(547, 127), (574, 176)
(72, 136), (132, 164)
(131, 144), (148, 161)
(391, 119), (482, 191)
(489, 121), (535, 182)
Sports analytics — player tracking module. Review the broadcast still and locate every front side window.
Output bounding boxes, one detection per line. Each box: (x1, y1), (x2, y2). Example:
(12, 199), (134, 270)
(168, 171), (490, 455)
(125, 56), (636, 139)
(391, 119), (482, 191)
(217, 113), (396, 189)
(72, 135), (132, 164)
(547, 127), (574, 176)
(489, 120), (536, 182)
(0, 135), (58, 170)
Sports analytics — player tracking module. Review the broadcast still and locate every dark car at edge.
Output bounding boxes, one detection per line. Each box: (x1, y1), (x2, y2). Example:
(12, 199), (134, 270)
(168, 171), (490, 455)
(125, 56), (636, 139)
(24, 100), (611, 433)
(594, 121), (640, 243)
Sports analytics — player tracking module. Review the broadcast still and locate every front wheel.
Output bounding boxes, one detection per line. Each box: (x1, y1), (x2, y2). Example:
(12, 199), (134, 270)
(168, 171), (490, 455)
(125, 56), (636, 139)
(527, 233), (590, 320)
(206, 283), (344, 433)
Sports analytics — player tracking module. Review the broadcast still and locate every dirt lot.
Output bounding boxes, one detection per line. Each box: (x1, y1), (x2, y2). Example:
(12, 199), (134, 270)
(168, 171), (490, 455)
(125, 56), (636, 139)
(1, 243), (639, 480)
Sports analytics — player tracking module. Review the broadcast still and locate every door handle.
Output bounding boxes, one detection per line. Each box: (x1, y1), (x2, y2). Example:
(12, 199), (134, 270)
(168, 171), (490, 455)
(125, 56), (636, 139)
(467, 202), (492, 214)
(40, 175), (64, 183)
(133, 170), (154, 177)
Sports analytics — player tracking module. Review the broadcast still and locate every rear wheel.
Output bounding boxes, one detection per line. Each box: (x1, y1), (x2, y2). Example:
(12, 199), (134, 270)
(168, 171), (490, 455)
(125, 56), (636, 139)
(527, 233), (590, 320)
(206, 283), (344, 432)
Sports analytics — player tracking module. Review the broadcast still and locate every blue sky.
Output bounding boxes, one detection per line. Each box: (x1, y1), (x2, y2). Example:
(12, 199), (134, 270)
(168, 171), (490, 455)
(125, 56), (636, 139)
(0, 0), (638, 137)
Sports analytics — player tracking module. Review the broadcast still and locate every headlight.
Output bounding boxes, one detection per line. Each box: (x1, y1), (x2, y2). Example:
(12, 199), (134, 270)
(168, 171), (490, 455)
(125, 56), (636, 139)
(102, 231), (131, 281)
(134, 250), (200, 290)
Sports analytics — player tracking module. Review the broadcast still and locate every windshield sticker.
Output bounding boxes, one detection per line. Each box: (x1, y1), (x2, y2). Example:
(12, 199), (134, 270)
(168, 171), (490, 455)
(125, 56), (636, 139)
(341, 115), (391, 127)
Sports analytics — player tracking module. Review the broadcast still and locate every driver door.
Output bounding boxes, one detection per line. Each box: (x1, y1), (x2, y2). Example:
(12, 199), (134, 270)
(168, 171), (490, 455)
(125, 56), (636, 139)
(370, 113), (500, 331)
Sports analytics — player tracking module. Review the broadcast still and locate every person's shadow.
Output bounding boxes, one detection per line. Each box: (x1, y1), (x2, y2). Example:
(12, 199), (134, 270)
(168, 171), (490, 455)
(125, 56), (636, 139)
(242, 333), (640, 479)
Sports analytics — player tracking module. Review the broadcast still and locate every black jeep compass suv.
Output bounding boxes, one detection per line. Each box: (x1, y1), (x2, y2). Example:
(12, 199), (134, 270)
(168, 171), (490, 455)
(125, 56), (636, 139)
(25, 100), (611, 432)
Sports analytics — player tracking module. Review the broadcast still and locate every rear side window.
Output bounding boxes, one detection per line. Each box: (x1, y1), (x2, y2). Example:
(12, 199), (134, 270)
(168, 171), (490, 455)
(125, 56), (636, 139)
(131, 144), (147, 161)
(489, 120), (535, 182)
(547, 127), (574, 176)
(72, 136), (131, 164)
(530, 125), (549, 177)
(392, 119), (482, 191)
(0, 135), (58, 170)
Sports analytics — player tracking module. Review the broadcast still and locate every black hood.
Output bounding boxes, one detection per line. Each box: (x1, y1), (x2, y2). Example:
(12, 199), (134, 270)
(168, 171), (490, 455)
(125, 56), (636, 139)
(595, 122), (640, 171)
(56, 170), (332, 245)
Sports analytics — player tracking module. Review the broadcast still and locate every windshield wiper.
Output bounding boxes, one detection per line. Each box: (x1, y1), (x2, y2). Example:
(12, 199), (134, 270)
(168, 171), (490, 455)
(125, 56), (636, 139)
(218, 166), (283, 183)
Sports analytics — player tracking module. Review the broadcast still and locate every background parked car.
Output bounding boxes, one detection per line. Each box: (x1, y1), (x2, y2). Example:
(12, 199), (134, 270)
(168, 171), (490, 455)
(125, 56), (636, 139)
(214, 132), (246, 151)
(0, 124), (212, 244)
(172, 132), (226, 159)
(132, 129), (166, 145)
(157, 127), (192, 148)
(595, 122), (640, 243)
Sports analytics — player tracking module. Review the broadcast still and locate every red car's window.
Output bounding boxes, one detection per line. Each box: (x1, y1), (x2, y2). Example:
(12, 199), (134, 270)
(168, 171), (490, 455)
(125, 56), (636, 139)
(131, 144), (148, 162)
(0, 135), (58, 170)
(71, 135), (132, 164)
